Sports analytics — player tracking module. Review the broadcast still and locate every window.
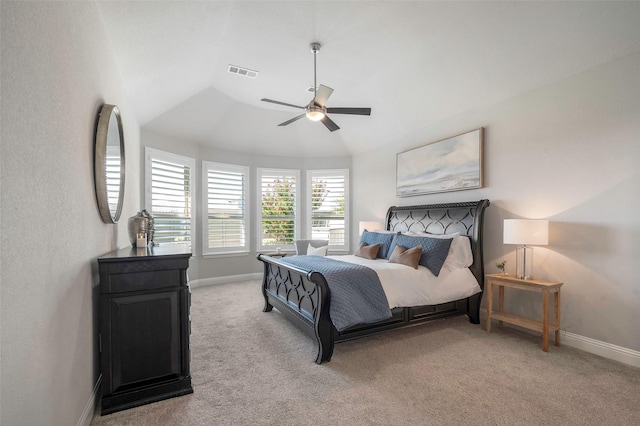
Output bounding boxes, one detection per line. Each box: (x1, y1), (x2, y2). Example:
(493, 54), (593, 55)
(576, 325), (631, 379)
(257, 168), (300, 251)
(202, 161), (249, 255)
(308, 169), (349, 251)
(145, 148), (195, 247)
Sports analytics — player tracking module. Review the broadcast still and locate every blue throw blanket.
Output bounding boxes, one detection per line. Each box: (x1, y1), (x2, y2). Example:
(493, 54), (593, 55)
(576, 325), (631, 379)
(278, 256), (391, 331)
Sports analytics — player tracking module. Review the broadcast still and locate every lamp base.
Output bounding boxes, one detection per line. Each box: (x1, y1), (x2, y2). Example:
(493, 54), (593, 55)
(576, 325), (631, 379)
(516, 246), (534, 280)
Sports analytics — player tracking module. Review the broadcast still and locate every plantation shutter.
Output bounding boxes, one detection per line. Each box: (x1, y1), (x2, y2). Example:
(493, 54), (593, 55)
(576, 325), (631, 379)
(309, 170), (348, 249)
(105, 145), (122, 213)
(147, 149), (194, 245)
(204, 162), (248, 253)
(259, 169), (299, 249)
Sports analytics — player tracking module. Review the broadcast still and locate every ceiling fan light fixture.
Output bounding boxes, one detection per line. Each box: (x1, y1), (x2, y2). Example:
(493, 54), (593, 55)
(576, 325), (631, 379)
(305, 106), (325, 121)
(260, 42), (371, 132)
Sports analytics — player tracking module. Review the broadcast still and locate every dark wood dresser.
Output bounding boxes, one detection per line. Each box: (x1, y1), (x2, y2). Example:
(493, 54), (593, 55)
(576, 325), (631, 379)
(98, 245), (193, 415)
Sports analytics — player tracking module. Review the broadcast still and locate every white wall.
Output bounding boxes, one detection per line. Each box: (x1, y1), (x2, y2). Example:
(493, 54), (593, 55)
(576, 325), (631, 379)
(1, 2), (140, 425)
(141, 129), (352, 281)
(352, 52), (640, 353)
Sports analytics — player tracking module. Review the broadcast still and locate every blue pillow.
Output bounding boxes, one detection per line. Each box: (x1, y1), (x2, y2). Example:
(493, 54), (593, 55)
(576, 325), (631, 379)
(388, 234), (453, 276)
(359, 230), (398, 259)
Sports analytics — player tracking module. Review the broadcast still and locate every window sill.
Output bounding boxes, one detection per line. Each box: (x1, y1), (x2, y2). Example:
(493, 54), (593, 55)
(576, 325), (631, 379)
(202, 251), (251, 259)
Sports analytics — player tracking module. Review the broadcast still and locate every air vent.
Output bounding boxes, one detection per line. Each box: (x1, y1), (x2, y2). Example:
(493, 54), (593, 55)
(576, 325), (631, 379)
(227, 65), (258, 78)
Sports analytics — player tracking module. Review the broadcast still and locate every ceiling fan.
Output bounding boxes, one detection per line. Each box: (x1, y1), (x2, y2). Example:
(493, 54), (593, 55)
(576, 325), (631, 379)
(261, 43), (371, 132)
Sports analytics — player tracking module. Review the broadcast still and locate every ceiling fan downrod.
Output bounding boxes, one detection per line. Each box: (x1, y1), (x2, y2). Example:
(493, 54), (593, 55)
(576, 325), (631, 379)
(310, 42), (321, 100)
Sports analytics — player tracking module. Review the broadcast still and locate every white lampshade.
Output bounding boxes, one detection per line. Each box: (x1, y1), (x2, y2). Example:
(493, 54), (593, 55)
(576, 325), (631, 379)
(359, 221), (383, 235)
(504, 219), (549, 246)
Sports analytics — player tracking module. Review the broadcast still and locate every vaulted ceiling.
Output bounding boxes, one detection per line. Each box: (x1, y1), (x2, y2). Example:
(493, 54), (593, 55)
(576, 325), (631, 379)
(98, 1), (640, 157)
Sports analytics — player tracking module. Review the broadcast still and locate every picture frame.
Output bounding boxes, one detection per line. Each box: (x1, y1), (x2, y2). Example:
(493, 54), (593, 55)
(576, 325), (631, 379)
(396, 128), (483, 197)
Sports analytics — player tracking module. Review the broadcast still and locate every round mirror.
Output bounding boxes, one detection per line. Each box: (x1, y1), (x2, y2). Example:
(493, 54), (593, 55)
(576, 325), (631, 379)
(95, 104), (125, 223)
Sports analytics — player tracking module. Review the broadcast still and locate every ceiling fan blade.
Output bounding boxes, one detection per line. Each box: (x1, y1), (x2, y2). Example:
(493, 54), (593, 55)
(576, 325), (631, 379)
(326, 107), (372, 116)
(261, 98), (305, 109)
(278, 114), (306, 127)
(321, 115), (340, 132)
(314, 84), (334, 107)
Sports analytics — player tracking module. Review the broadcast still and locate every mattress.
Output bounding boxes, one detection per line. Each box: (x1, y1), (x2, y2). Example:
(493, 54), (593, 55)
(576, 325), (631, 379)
(326, 255), (481, 309)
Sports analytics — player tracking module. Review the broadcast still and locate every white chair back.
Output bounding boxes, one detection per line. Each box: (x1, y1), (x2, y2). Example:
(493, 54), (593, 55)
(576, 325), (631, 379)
(294, 239), (329, 255)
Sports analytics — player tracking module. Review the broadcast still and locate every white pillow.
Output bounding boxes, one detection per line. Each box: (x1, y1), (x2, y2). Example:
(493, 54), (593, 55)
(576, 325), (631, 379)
(402, 231), (420, 236)
(307, 243), (328, 256)
(443, 235), (473, 271)
(410, 232), (472, 272)
(415, 231), (461, 239)
(366, 229), (396, 234)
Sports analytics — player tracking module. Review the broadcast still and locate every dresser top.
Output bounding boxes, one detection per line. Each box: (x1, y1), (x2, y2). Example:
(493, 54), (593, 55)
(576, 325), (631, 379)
(98, 244), (192, 262)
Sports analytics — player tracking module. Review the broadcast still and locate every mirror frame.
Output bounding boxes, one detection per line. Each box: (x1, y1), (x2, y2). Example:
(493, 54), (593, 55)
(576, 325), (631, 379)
(94, 104), (126, 223)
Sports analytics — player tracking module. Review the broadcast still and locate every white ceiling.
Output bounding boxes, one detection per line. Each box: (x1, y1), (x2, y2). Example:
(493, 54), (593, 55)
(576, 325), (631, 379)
(98, 1), (640, 157)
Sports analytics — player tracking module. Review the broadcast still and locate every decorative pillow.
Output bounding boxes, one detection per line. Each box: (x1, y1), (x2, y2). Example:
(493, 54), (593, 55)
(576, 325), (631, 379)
(387, 234), (453, 276)
(354, 242), (380, 260)
(419, 232), (473, 272)
(388, 244), (422, 269)
(307, 243), (328, 256)
(359, 230), (397, 259)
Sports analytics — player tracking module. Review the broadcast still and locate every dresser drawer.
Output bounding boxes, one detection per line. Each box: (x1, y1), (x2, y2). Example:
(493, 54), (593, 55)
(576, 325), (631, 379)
(99, 256), (189, 294)
(107, 268), (181, 293)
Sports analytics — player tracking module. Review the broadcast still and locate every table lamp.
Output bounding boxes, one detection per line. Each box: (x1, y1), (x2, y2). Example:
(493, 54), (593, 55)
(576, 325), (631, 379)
(503, 219), (548, 279)
(358, 221), (383, 236)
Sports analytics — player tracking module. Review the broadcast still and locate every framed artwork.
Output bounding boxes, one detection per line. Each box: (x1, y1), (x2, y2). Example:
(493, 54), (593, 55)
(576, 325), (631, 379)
(396, 128), (483, 197)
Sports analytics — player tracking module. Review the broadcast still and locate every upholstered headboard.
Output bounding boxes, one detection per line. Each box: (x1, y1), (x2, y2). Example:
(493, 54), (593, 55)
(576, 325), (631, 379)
(385, 200), (490, 288)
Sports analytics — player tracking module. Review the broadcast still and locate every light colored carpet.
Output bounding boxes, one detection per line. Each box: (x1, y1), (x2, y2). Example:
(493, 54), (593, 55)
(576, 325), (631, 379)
(92, 280), (640, 426)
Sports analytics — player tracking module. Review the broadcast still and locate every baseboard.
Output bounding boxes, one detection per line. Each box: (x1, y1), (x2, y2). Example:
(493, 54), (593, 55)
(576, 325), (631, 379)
(561, 331), (640, 368)
(480, 308), (640, 368)
(77, 374), (102, 426)
(190, 273), (262, 288)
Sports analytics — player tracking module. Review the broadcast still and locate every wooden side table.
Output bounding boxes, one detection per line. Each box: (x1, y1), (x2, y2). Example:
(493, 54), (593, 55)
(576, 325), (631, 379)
(485, 274), (564, 352)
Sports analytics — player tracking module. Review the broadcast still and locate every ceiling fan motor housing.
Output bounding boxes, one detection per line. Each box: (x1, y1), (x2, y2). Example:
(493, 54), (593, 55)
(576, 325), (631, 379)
(305, 104), (326, 121)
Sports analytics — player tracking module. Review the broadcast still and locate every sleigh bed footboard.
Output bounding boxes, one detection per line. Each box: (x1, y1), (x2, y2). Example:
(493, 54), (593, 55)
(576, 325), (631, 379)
(258, 254), (334, 363)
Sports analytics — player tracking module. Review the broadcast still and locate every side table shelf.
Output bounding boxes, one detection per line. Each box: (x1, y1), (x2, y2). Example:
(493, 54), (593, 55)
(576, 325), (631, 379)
(485, 274), (564, 352)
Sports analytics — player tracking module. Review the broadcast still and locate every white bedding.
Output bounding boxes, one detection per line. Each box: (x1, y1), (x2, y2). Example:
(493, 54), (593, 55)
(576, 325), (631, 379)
(326, 255), (481, 309)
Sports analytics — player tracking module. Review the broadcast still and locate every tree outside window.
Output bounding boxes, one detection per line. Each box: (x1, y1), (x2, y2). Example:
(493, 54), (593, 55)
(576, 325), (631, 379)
(261, 178), (328, 245)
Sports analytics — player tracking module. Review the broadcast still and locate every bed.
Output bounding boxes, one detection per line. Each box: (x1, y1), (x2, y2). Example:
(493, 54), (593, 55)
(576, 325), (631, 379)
(257, 199), (490, 364)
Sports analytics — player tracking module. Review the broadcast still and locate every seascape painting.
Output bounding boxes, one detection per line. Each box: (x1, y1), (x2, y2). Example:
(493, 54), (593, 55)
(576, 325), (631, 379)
(396, 128), (483, 196)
